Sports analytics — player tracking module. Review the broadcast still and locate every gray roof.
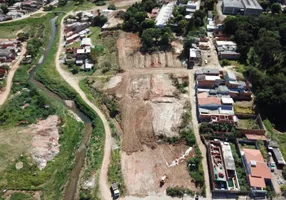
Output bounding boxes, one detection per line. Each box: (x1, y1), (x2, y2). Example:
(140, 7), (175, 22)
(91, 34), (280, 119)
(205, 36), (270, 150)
(272, 148), (286, 165)
(216, 85), (229, 93)
(241, 0), (262, 10)
(268, 141), (279, 148)
(226, 70), (237, 81)
(223, 0), (244, 9)
(202, 68), (219, 74)
(0, 49), (11, 57)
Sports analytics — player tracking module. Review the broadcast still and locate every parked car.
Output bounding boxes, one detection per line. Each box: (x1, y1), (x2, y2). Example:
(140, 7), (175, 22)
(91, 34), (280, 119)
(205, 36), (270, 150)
(269, 162), (276, 172)
(110, 182), (120, 199)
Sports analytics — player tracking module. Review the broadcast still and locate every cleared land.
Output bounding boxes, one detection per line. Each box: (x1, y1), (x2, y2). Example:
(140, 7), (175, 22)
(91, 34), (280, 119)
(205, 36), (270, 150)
(121, 145), (199, 196)
(101, 73), (187, 153)
(117, 33), (183, 70)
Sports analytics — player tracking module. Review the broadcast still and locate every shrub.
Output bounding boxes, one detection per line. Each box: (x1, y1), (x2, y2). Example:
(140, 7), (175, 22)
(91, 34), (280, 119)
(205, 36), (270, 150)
(220, 59), (231, 67)
(108, 4), (116, 10)
(95, 1), (106, 6)
(166, 186), (194, 197)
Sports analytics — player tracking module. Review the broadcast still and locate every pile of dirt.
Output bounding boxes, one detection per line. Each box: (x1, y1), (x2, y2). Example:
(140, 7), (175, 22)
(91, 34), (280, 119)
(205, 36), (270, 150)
(102, 73), (187, 153)
(29, 115), (61, 170)
(117, 33), (183, 69)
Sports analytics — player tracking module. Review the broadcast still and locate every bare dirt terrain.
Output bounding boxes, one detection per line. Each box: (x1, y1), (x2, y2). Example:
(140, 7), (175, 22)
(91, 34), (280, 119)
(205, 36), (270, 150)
(101, 73), (187, 154)
(121, 145), (199, 196)
(30, 115), (61, 170)
(117, 33), (183, 70)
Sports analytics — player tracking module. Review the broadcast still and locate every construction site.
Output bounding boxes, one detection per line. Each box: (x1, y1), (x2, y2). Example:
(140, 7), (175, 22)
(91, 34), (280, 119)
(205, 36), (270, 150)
(83, 31), (204, 196)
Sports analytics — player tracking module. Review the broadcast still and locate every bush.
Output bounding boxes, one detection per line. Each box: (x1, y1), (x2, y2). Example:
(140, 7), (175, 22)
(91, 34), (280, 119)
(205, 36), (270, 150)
(108, 4), (116, 10)
(166, 186), (194, 197)
(95, 1), (106, 6)
(220, 59), (231, 67)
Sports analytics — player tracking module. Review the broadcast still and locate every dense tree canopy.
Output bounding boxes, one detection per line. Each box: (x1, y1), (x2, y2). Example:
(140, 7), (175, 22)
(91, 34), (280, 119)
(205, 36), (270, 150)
(223, 14), (286, 129)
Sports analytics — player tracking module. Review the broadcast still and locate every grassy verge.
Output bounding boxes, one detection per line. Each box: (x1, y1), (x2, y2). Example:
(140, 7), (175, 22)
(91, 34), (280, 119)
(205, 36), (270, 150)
(79, 78), (126, 197)
(264, 119), (286, 159)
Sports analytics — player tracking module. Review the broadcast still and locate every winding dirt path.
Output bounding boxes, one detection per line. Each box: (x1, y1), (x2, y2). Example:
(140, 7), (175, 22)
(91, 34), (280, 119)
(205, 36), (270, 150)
(0, 43), (26, 106)
(55, 11), (112, 200)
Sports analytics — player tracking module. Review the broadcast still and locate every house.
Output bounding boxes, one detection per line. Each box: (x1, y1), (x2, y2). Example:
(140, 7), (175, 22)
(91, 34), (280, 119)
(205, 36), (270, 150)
(0, 48), (17, 62)
(7, 11), (24, 19)
(21, 1), (41, 11)
(65, 33), (79, 44)
(195, 68), (220, 77)
(208, 140), (240, 191)
(267, 141), (286, 169)
(242, 148), (272, 196)
(80, 38), (92, 47)
(225, 70), (237, 82)
(186, 0), (200, 14)
(155, 2), (176, 27)
(196, 74), (223, 88)
(189, 48), (201, 68)
(218, 51), (240, 60)
(222, 0), (263, 16)
(64, 22), (90, 34)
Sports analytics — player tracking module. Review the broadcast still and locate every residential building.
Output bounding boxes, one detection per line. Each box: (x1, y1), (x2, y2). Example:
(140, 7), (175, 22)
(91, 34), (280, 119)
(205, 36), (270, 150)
(155, 2), (176, 27)
(222, 0), (263, 16)
(242, 148), (272, 196)
(80, 38), (92, 47)
(208, 140), (240, 191)
(218, 51), (240, 60)
(196, 74), (223, 88)
(189, 48), (201, 68)
(0, 48), (17, 62)
(267, 141), (286, 169)
(195, 68), (220, 77)
(186, 0), (200, 14)
(197, 92), (235, 122)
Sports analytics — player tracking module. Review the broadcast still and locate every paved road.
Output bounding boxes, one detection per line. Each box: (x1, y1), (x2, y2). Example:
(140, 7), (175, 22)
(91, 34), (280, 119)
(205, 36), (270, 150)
(0, 43), (26, 106)
(55, 10), (112, 200)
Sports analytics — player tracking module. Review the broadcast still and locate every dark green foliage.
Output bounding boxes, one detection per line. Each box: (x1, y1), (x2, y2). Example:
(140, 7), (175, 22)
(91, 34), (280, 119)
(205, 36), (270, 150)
(271, 3), (281, 14)
(27, 38), (43, 57)
(1, 5), (9, 14)
(230, 143), (250, 192)
(180, 129), (196, 146)
(122, 0), (158, 32)
(10, 192), (34, 200)
(220, 59), (231, 66)
(91, 15), (107, 27)
(223, 14), (286, 129)
(166, 186), (194, 197)
(141, 27), (173, 51)
(17, 32), (30, 42)
(108, 4), (116, 10)
(95, 1), (106, 6)
(188, 145), (205, 186)
(58, 0), (68, 7)
(283, 166), (286, 179)
(200, 122), (237, 136)
(43, 5), (54, 11)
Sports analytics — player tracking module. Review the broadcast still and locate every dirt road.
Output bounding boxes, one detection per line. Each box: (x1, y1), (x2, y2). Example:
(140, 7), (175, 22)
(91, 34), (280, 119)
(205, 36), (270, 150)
(0, 43), (26, 106)
(188, 70), (212, 199)
(56, 11), (112, 200)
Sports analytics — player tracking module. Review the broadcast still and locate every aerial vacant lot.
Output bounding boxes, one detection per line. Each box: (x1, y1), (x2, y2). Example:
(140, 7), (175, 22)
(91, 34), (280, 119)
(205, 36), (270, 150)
(117, 33), (183, 69)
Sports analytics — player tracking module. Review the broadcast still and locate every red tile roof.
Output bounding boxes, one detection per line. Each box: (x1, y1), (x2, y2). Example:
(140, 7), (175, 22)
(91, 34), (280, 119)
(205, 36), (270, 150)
(198, 94), (221, 106)
(248, 175), (266, 188)
(244, 148), (271, 188)
(244, 148), (264, 163)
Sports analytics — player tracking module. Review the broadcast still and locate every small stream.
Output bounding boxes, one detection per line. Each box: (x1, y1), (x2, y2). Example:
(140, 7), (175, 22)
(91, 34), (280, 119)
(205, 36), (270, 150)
(29, 17), (92, 200)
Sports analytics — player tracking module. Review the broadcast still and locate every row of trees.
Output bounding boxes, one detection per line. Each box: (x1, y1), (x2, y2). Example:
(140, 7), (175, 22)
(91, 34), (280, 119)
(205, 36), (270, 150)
(223, 13), (286, 129)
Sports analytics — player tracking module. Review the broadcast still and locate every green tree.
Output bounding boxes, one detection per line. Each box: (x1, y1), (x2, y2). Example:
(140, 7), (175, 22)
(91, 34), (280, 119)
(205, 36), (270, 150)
(177, 19), (188, 34)
(247, 47), (260, 68)
(141, 19), (155, 29)
(91, 15), (107, 27)
(1, 5), (9, 14)
(108, 4), (116, 10)
(271, 3), (281, 14)
(58, 0), (67, 7)
(17, 32), (29, 42)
